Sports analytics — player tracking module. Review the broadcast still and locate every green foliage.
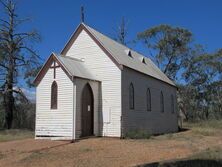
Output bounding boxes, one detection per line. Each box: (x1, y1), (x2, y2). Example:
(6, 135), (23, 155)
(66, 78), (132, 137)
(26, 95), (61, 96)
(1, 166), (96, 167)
(138, 24), (192, 80)
(179, 47), (222, 121)
(138, 24), (222, 122)
(124, 129), (151, 139)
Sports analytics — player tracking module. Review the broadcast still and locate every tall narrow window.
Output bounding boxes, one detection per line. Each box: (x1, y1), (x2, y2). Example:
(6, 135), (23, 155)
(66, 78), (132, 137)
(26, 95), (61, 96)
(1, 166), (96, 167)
(147, 88), (151, 111)
(160, 91), (164, 113)
(51, 81), (58, 109)
(171, 95), (174, 113)
(129, 83), (134, 109)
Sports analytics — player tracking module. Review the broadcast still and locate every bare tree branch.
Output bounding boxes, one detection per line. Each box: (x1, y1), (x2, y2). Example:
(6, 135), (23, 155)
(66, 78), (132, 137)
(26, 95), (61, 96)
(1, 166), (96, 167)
(13, 88), (29, 103)
(0, 0), (40, 128)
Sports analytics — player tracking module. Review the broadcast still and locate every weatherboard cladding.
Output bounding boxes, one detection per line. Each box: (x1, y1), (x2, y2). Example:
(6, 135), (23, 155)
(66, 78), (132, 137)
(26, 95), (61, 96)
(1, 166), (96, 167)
(36, 23), (175, 87)
(65, 29), (122, 137)
(121, 67), (178, 135)
(60, 23), (175, 87)
(35, 64), (74, 138)
(83, 24), (176, 87)
(35, 23), (177, 139)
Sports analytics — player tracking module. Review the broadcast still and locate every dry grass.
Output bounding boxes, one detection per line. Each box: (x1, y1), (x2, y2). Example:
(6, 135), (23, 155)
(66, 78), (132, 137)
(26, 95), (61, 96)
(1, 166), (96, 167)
(192, 147), (222, 160)
(0, 129), (34, 142)
(0, 120), (221, 167)
(184, 120), (222, 136)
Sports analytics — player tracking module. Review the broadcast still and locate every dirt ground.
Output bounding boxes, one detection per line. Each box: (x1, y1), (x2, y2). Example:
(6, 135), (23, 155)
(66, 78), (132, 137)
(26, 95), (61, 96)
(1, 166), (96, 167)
(0, 129), (221, 167)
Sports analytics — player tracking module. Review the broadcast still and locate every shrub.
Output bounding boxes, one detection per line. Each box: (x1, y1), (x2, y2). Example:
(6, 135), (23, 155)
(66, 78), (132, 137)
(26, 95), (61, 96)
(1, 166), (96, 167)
(124, 129), (151, 139)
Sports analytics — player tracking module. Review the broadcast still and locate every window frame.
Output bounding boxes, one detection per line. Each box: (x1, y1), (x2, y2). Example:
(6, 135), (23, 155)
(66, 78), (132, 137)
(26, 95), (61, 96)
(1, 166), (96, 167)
(160, 91), (164, 113)
(147, 88), (151, 111)
(51, 81), (58, 109)
(129, 83), (134, 109)
(171, 94), (174, 113)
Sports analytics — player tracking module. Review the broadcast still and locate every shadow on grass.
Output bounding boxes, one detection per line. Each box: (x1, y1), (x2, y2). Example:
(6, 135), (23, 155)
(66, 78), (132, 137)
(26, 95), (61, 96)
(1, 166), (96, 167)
(137, 159), (222, 167)
(151, 128), (190, 138)
(178, 127), (190, 133)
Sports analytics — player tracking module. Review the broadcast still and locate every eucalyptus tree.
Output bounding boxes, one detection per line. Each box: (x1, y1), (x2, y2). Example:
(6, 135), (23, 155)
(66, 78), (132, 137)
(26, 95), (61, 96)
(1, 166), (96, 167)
(0, 0), (41, 128)
(137, 24), (192, 81)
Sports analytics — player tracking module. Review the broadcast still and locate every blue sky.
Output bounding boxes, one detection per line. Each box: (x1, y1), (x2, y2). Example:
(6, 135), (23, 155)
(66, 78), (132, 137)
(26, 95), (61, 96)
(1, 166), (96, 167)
(18, 0), (222, 62)
(2, 0), (222, 100)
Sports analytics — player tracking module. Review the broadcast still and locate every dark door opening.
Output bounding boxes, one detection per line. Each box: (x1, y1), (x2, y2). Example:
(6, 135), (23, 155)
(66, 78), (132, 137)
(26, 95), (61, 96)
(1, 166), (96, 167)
(81, 83), (94, 137)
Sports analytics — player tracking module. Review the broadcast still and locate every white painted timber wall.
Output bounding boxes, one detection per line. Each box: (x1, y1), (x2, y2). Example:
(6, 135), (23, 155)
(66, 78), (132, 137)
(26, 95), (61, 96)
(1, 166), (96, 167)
(35, 62), (74, 139)
(121, 67), (178, 135)
(65, 30), (122, 137)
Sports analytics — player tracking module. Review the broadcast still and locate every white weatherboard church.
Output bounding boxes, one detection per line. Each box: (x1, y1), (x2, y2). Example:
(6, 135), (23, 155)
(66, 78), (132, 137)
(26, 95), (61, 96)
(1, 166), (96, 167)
(34, 23), (178, 140)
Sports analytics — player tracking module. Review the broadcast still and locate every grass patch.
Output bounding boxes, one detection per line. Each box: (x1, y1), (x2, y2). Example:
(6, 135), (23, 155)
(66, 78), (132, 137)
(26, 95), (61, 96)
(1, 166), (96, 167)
(192, 128), (216, 136)
(0, 129), (34, 142)
(184, 119), (222, 129)
(0, 152), (5, 159)
(124, 129), (151, 139)
(183, 120), (222, 136)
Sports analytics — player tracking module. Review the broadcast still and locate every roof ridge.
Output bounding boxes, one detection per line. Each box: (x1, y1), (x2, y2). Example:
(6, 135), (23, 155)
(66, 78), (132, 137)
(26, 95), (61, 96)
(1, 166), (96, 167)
(83, 23), (151, 60)
(62, 23), (175, 87)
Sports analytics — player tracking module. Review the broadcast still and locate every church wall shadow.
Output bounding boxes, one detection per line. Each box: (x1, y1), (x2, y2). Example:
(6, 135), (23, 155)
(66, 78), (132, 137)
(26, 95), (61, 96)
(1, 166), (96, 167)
(136, 159), (222, 167)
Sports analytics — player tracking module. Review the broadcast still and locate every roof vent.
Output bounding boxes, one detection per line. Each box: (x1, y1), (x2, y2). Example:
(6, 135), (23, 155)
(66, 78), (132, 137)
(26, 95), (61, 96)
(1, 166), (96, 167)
(142, 58), (146, 64)
(128, 50), (132, 57)
(125, 49), (133, 58)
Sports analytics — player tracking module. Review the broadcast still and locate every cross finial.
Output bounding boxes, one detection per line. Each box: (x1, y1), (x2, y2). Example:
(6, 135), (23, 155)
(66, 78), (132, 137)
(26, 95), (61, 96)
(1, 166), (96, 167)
(81, 6), (84, 23)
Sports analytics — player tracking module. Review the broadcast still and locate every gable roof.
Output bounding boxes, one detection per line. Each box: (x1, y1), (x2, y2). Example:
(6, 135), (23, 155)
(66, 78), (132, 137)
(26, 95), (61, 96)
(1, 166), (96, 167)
(56, 54), (99, 81)
(33, 53), (99, 85)
(61, 23), (176, 87)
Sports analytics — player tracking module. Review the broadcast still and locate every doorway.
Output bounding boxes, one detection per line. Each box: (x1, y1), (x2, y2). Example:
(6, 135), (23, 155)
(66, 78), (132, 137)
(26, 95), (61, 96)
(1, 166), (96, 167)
(81, 83), (94, 137)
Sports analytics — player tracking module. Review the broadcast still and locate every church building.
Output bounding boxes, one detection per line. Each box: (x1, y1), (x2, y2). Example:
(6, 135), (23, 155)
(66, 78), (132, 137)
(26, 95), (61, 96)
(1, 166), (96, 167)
(34, 23), (178, 140)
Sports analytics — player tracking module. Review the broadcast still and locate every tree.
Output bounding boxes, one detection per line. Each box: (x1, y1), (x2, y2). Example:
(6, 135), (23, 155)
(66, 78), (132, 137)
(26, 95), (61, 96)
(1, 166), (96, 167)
(113, 17), (129, 45)
(0, 0), (41, 129)
(137, 24), (222, 121)
(180, 46), (222, 121)
(137, 24), (192, 80)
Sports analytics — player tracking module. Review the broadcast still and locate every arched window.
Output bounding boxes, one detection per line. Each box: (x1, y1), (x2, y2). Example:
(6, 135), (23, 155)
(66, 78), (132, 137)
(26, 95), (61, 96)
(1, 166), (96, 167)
(51, 81), (58, 109)
(160, 91), (164, 113)
(147, 88), (151, 111)
(171, 95), (174, 113)
(129, 83), (134, 109)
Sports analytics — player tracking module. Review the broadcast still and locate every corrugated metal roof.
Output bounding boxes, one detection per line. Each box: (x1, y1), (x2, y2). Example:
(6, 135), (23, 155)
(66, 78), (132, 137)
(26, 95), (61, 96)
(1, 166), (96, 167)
(54, 53), (99, 81)
(83, 24), (176, 87)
